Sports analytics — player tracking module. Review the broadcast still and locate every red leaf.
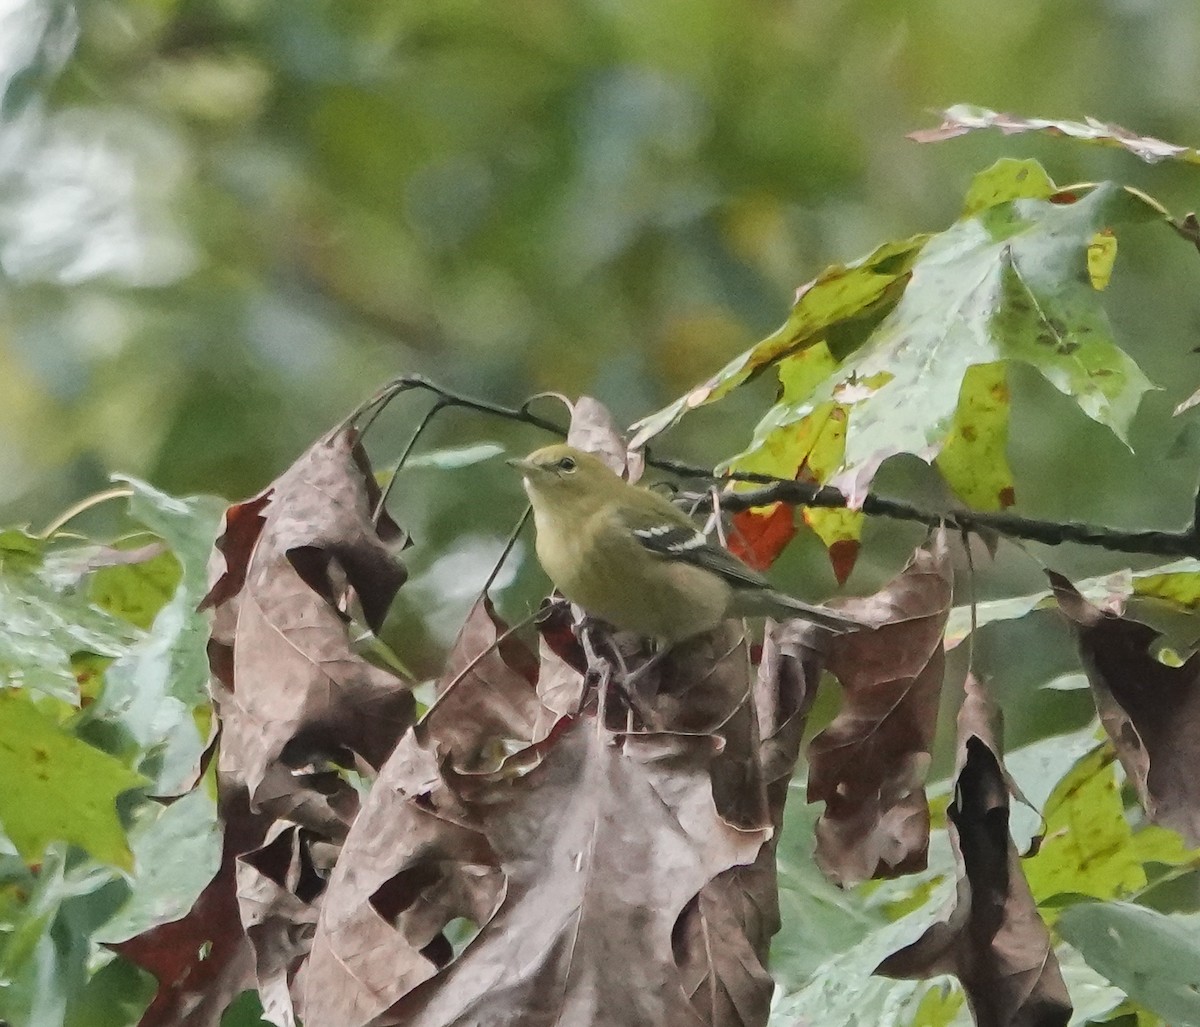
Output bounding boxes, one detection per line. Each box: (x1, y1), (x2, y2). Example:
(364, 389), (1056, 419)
(201, 491), (272, 612)
(110, 788), (268, 1027)
(727, 505), (796, 572)
(826, 538), (861, 585)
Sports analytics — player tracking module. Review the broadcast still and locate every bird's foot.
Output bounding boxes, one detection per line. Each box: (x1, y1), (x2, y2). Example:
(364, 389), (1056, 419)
(617, 646), (669, 696)
(576, 617), (660, 729)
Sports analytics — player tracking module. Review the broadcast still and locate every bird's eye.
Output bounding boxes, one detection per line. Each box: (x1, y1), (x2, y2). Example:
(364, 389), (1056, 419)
(558, 456), (577, 473)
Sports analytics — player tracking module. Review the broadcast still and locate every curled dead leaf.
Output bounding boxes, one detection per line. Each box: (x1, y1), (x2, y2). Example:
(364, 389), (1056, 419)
(1052, 570), (1200, 845)
(371, 722), (769, 1027)
(204, 428), (415, 819)
(807, 529), (952, 885)
(110, 786), (269, 1027)
(876, 674), (1071, 1027)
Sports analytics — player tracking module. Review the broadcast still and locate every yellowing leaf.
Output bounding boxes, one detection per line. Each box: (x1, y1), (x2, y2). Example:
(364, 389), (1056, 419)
(719, 343), (838, 484)
(724, 399), (863, 573)
(1127, 823), (1200, 868)
(796, 404), (864, 577)
(803, 403), (848, 479)
(778, 341), (840, 406)
(961, 157), (1055, 216)
(935, 362), (1015, 509)
(629, 236), (928, 448)
(725, 400), (841, 484)
(1088, 229), (1118, 290)
(0, 691), (144, 868)
(640, 161), (1159, 518)
(1023, 745), (1145, 910)
(1133, 569), (1200, 608)
(89, 548), (182, 630)
(908, 983), (966, 1027)
(803, 508), (863, 583)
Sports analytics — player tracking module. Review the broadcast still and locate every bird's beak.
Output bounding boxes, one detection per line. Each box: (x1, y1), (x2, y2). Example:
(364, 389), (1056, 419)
(506, 457), (537, 474)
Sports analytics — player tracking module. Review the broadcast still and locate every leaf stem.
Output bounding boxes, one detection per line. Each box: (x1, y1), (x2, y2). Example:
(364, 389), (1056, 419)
(480, 505), (531, 598)
(417, 607), (543, 725)
(37, 486), (135, 539)
(371, 398), (447, 526)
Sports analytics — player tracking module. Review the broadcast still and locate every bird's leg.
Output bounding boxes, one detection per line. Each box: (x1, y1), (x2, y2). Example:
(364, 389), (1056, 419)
(574, 616), (660, 729)
(577, 616), (611, 680)
(593, 652), (613, 741)
(577, 617), (621, 734)
(602, 632), (636, 681)
(602, 632), (673, 728)
(619, 642), (671, 697)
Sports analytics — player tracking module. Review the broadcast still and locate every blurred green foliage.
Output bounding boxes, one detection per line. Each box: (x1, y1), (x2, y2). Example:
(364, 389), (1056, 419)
(4, 0), (1200, 540)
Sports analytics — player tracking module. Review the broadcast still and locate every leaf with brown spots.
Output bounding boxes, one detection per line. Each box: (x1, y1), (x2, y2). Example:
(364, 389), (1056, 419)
(628, 236), (926, 449)
(636, 157), (1157, 536)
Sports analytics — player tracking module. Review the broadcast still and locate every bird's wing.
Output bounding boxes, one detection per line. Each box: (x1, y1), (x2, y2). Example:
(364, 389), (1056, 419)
(619, 505), (863, 633)
(618, 507), (771, 591)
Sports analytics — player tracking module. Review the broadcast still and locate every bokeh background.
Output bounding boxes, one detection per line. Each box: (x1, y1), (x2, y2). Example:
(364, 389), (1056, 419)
(5, 0), (1200, 679)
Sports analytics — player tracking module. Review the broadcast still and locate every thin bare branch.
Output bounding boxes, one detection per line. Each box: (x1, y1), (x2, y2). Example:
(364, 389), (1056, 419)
(356, 374), (1200, 560)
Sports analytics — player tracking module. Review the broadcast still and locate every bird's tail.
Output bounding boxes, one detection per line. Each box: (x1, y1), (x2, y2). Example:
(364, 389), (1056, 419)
(755, 591), (865, 634)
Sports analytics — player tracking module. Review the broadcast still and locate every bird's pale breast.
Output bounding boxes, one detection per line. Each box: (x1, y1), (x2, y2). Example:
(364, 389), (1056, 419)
(533, 505), (729, 643)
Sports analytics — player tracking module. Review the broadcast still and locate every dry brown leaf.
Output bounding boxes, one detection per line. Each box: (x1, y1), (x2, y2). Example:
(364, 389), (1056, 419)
(654, 625), (769, 831)
(111, 787), (269, 1027)
(419, 597), (556, 773)
(536, 631), (588, 716)
(910, 106), (1199, 165)
(174, 426), (419, 1025)
(1051, 571), (1200, 845)
(300, 598), (558, 1027)
(673, 858), (777, 1027)
(672, 621), (827, 1027)
(203, 427), (415, 817)
(185, 394), (865, 1027)
(807, 529), (952, 885)
(876, 674), (1071, 1027)
(236, 824), (324, 1027)
(371, 720), (770, 1027)
(567, 394), (638, 478)
(1175, 385), (1200, 417)
(299, 734), (503, 1027)
(755, 620), (826, 797)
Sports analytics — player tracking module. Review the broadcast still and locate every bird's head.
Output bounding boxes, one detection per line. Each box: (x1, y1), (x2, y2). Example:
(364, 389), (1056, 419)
(507, 444), (624, 513)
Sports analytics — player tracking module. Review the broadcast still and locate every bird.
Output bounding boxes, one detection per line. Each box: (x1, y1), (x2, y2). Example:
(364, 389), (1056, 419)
(507, 443), (860, 647)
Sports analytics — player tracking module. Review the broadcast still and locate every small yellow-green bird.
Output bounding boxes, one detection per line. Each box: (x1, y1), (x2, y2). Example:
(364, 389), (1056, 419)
(508, 444), (860, 645)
